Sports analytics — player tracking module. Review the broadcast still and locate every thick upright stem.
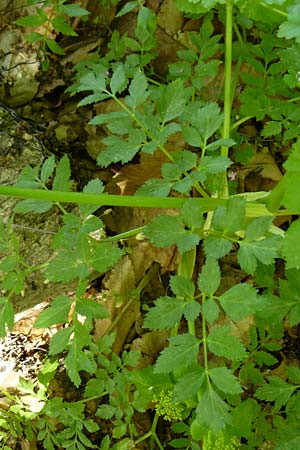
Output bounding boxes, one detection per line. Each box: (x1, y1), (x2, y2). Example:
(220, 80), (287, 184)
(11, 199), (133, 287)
(220, 2), (233, 198)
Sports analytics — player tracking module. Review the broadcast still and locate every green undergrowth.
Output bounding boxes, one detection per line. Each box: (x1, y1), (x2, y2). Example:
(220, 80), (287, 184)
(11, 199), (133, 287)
(1, 0), (300, 449)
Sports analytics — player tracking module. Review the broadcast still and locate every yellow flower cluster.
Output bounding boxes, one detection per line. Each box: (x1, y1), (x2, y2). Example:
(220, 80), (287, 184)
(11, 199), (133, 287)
(154, 390), (184, 421)
(203, 432), (241, 450)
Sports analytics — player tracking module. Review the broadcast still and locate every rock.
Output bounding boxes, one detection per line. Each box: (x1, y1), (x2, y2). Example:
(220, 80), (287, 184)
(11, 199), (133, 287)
(0, 104), (69, 312)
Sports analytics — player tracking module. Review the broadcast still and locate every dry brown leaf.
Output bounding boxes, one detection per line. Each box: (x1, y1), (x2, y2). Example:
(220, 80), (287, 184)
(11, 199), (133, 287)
(130, 330), (169, 368)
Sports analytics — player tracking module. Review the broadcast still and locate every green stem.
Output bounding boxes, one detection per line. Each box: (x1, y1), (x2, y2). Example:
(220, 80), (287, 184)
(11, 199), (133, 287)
(111, 93), (174, 161)
(1, 185), (296, 215)
(222, 3), (233, 156)
(101, 226), (146, 243)
(220, 2), (233, 198)
(110, 90), (206, 198)
(134, 413), (164, 450)
(231, 115), (252, 131)
(259, 1), (288, 18)
(0, 185), (227, 210)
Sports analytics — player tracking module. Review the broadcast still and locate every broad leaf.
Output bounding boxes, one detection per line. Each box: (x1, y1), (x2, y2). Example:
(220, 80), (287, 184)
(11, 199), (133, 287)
(126, 69), (149, 108)
(170, 275), (195, 298)
(97, 132), (145, 166)
(156, 79), (190, 122)
(49, 327), (73, 355)
(279, 270), (300, 326)
(53, 155), (72, 192)
(207, 325), (247, 360)
(198, 258), (220, 296)
(196, 387), (231, 433)
(154, 334), (200, 373)
(89, 243), (123, 273)
(180, 200), (204, 229)
(282, 221), (300, 269)
(110, 64), (127, 95)
(79, 179), (104, 217)
(278, 5), (300, 41)
(35, 295), (72, 328)
(204, 235), (232, 259)
(41, 155), (55, 183)
(202, 297), (220, 323)
(14, 199), (52, 214)
(143, 297), (186, 330)
(238, 236), (281, 275)
(255, 376), (297, 410)
(52, 16), (77, 36)
(135, 178), (172, 197)
(220, 283), (260, 322)
(61, 4), (90, 16)
(173, 367), (206, 402)
(96, 404), (117, 419)
(16, 14), (46, 27)
(245, 217), (274, 241)
(75, 298), (109, 320)
(212, 197), (246, 234)
(45, 249), (89, 282)
(0, 298), (14, 338)
(209, 367), (242, 395)
(145, 214), (200, 254)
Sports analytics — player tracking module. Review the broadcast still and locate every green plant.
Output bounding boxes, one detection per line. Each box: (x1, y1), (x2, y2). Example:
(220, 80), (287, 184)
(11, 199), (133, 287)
(2, 0), (300, 449)
(15, 0), (90, 69)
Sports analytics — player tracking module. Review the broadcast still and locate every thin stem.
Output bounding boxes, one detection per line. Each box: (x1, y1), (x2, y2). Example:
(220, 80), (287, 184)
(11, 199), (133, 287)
(134, 413), (164, 450)
(111, 93), (174, 161)
(287, 96), (300, 103)
(110, 90), (207, 198)
(259, 1), (288, 18)
(100, 226), (146, 243)
(231, 115), (252, 131)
